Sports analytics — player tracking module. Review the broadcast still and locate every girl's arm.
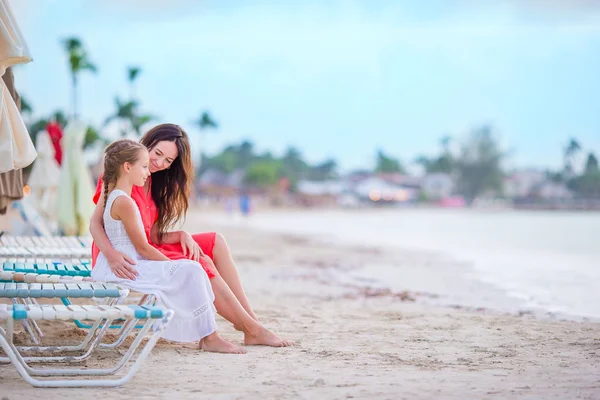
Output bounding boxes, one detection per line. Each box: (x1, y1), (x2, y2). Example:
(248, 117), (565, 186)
(90, 185), (138, 279)
(113, 197), (170, 261)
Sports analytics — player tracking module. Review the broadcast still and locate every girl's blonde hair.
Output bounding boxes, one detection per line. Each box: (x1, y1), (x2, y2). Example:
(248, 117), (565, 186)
(102, 139), (147, 207)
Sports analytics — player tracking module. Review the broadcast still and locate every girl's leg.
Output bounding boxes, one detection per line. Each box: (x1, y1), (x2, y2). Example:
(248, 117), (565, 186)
(199, 331), (246, 354)
(210, 274), (294, 347)
(211, 233), (258, 321)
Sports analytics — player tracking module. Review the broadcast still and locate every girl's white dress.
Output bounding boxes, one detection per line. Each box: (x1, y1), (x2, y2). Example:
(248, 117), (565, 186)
(92, 189), (217, 342)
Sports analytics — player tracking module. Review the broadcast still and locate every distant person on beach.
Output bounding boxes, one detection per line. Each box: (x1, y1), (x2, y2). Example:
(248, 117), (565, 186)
(90, 124), (293, 348)
(92, 139), (245, 353)
(239, 190), (251, 217)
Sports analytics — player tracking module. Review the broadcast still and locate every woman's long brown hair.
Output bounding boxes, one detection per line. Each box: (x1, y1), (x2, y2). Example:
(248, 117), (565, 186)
(140, 124), (194, 243)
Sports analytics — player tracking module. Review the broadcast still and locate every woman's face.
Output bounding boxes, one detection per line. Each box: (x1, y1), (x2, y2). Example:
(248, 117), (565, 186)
(148, 140), (178, 173)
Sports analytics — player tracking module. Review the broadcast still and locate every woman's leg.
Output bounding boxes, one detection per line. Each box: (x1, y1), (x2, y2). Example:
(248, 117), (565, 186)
(167, 260), (246, 354)
(210, 273), (294, 347)
(211, 233), (258, 321)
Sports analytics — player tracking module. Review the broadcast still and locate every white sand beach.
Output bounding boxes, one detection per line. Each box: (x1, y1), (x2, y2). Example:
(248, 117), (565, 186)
(1, 208), (599, 399)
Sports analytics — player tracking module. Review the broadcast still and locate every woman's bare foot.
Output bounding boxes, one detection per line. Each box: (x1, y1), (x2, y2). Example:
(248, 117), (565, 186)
(200, 332), (247, 354)
(244, 326), (295, 347)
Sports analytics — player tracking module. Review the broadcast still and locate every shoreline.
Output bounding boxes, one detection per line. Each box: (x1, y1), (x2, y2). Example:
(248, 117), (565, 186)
(195, 208), (599, 323)
(1, 210), (599, 398)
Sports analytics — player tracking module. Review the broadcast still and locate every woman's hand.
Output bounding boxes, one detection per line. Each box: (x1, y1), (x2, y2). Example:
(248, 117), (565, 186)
(180, 231), (204, 262)
(107, 251), (138, 280)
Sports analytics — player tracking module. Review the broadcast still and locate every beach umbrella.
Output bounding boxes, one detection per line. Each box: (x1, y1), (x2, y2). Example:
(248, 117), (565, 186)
(56, 120), (94, 235)
(28, 130), (61, 218)
(0, 0), (35, 174)
(0, 67), (23, 214)
(0, 0), (31, 75)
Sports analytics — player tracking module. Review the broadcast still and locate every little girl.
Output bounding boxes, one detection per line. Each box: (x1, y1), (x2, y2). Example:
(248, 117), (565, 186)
(92, 139), (245, 354)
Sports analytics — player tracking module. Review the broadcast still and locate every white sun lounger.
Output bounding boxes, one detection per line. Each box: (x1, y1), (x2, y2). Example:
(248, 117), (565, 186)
(0, 268), (156, 348)
(0, 235), (91, 259)
(0, 303), (173, 387)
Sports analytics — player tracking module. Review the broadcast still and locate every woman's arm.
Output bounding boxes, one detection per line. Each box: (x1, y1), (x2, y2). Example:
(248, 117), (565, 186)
(149, 226), (182, 245)
(114, 197), (170, 261)
(90, 185), (138, 279)
(150, 225), (203, 262)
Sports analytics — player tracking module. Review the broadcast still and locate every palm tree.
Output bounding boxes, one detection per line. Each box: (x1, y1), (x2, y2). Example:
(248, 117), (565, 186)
(131, 114), (154, 136)
(414, 155), (431, 172)
(585, 152), (598, 174)
(194, 111), (218, 130)
(84, 125), (103, 149)
(20, 95), (32, 116)
(193, 111), (219, 167)
(127, 66), (141, 101)
(62, 37), (97, 119)
(105, 97), (154, 137)
(440, 135), (452, 154)
(564, 137), (581, 175)
(105, 97), (138, 137)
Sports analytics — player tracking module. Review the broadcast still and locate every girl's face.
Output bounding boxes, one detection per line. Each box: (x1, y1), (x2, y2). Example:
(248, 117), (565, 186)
(126, 149), (151, 187)
(148, 140), (178, 173)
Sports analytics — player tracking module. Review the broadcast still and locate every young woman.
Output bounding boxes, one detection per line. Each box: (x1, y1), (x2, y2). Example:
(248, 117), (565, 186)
(90, 124), (293, 347)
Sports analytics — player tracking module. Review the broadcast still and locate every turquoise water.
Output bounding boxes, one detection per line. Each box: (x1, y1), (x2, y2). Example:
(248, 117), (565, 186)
(215, 208), (600, 319)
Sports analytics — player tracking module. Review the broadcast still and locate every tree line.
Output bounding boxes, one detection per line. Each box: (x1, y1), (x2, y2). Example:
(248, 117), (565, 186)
(19, 37), (600, 201)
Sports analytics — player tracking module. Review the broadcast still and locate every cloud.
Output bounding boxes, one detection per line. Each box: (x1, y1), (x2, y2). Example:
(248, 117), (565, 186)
(9, 0), (600, 171)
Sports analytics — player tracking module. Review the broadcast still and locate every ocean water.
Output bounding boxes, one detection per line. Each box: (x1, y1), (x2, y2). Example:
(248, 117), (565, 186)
(213, 208), (600, 320)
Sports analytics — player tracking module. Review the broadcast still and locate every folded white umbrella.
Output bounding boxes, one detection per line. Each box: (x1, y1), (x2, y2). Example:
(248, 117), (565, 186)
(28, 130), (61, 217)
(0, 0), (35, 174)
(56, 121), (95, 236)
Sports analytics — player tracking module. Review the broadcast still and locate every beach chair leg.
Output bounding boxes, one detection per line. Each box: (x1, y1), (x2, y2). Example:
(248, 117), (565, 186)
(0, 316), (111, 365)
(0, 311), (173, 387)
(15, 290), (129, 356)
(0, 317), (111, 369)
(101, 294), (157, 349)
(11, 299), (40, 345)
(23, 298), (44, 341)
(19, 316), (115, 364)
(22, 317), (154, 376)
(19, 319), (39, 345)
(10, 298), (43, 344)
(13, 317), (104, 355)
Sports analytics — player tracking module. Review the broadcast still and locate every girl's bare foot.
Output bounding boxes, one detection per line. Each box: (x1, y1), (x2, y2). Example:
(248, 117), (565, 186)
(200, 332), (247, 354)
(244, 326), (295, 347)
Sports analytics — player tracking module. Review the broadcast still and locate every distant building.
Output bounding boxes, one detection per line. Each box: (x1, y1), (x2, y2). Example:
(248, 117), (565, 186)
(531, 181), (573, 200)
(197, 168), (245, 198)
(296, 180), (346, 196)
(503, 169), (547, 198)
(376, 173), (422, 189)
(421, 173), (454, 200)
(295, 180), (346, 207)
(352, 176), (416, 203)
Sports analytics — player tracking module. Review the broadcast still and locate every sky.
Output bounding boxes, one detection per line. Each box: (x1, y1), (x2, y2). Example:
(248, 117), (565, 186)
(10, 0), (600, 173)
